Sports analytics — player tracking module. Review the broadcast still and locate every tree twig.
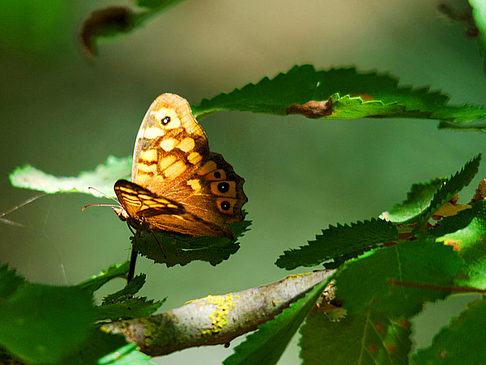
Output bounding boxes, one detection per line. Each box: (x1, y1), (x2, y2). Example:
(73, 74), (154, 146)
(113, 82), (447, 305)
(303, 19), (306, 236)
(102, 270), (334, 356)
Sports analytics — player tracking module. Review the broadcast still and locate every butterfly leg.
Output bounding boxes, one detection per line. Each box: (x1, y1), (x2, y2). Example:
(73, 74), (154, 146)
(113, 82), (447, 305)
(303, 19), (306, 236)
(126, 223), (139, 283)
(150, 230), (167, 259)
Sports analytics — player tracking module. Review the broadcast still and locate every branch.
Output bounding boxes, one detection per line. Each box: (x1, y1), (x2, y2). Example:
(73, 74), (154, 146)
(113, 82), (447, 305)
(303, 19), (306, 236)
(102, 270), (335, 356)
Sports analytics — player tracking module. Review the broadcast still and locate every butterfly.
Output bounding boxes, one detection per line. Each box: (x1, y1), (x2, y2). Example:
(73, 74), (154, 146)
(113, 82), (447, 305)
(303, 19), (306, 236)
(113, 93), (247, 240)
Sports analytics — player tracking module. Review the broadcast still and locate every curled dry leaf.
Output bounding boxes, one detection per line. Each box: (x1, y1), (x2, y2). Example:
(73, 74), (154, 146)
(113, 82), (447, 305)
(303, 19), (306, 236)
(285, 98), (333, 119)
(79, 6), (133, 58)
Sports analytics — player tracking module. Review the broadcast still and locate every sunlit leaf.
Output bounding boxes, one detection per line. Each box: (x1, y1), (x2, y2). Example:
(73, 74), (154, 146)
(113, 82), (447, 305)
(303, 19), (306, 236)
(300, 311), (411, 365)
(9, 155), (130, 198)
(413, 154), (480, 230)
(381, 178), (446, 223)
(276, 219), (397, 270)
(437, 199), (486, 289)
(470, 0), (486, 69)
(335, 239), (463, 318)
(193, 65), (486, 126)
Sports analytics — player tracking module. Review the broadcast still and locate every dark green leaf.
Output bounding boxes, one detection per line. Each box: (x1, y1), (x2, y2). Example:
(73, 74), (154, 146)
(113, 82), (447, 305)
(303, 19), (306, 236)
(423, 203), (476, 240)
(102, 274), (146, 304)
(300, 311), (411, 365)
(276, 219), (398, 270)
(95, 297), (165, 321)
(223, 277), (330, 365)
(137, 0), (185, 10)
(0, 265), (25, 300)
(192, 65), (486, 124)
(78, 262), (130, 292)
(413, 154), (481, 230)
(411, 299), (486, 364)
(335, 239), (463, 317)
(382, 178), (446, 223)
(0, 284), (95, 364)
(134, 213), (251, 267)
(9, 155), (130, 198)
(60, 328), (127, 365)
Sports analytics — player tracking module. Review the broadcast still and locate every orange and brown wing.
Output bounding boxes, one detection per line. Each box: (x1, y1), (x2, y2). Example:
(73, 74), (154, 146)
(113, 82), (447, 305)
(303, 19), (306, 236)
(131, 93), (209, 195)
(114, 179), (185, 220)
(163, 152), (247, 232)
(126, 93), (247, 237)
(114, 179), (233, 237)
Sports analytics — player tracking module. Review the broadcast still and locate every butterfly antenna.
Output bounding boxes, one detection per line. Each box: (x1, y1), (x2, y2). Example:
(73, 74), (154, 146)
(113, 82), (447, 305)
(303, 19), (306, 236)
(87, 186), (119, 203)
(81, 203), (120, 212)
(82, 187), (121, 212)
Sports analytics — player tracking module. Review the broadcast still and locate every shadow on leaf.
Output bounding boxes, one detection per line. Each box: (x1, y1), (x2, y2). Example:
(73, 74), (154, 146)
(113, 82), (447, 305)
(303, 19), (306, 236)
(132, 215), (251, 267)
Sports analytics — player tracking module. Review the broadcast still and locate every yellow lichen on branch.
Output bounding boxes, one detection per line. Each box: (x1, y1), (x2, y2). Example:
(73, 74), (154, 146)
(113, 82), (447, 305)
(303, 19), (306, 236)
(102, 270), (334, 356)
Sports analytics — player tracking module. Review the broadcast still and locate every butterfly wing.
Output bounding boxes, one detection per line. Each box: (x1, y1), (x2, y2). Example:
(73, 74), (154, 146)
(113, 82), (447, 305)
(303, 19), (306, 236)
(125, 93), (247, 237)
(114, 179), (184, 220)
(131, 93), (209, 194)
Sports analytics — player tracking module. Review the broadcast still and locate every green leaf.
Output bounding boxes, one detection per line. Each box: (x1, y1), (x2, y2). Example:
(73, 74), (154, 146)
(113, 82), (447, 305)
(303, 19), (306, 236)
(0, 265), (25, 300)
(78, 262), (130, 293)
(98, 343), (154, 364)
(275, 219), (398, 270)
(60, 328), (128, 365)
(137, 0), (186, 10)
(424, 204), (476, 240)
(9, 155), (130, 198)
(382, 178), (446, 223)
(223, 277), (330, 365)
(96, 274), (164, 321)
(300, 311), (411, 365)
(95, 297), (165, 321)
(411, 298), (486, 364)
(0, 283), (95, 364)
(413, 154), (481, 230)
(335, 239), (463, 318)
(437, 200), (486, 289)
(470, 0), (486, 69)
(102, 274), (146, 304)
(192, 65), (486, 125)
(133, 214), (251, 267)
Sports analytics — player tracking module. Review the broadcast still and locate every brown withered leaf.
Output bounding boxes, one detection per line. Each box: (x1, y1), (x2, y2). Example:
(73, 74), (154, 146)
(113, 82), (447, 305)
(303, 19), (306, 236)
(285, 98), (333, 119)
(432, 194), (471, 220)
(79, 6), (133, 59)
(472, 178), (486, 202)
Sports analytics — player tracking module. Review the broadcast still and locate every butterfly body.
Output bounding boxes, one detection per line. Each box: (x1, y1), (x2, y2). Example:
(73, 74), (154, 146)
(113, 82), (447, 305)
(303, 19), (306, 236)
(114, 93), (247, 238)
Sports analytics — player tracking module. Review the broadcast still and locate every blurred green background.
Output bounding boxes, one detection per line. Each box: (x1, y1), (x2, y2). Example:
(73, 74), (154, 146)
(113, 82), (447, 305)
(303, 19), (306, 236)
(1, 0), (485, 363)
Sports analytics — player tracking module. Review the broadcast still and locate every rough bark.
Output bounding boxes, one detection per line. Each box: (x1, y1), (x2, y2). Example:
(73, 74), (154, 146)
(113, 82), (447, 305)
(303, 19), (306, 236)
(102, 270), (334, 356)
